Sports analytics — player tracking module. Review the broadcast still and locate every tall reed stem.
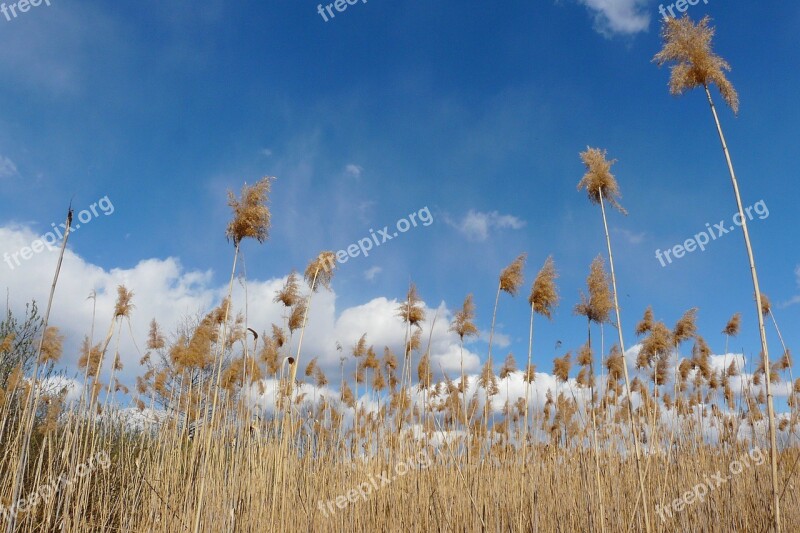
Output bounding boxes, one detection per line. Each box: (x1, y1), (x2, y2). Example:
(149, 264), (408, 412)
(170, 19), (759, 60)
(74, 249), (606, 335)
(704, 84), (781, 532)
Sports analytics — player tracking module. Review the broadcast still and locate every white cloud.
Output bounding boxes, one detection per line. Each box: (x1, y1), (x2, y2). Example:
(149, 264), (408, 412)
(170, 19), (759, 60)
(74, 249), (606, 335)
(345, 164), (363, 178)
(0, 224), (480, 391)
(614, 227), (646, 245)
(577, 0), (651, 37)
(477, 329), (511, 349)
(446, 210), (526, 242)
(260, 148), (273, 157)
(0, 155), (17, 178)
(786, 265), (800, 307)
(364, 266), (382, 281)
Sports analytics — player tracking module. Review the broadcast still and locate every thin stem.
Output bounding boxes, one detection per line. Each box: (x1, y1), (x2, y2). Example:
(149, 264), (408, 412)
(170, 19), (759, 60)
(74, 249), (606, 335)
(704, 84), (780, 533)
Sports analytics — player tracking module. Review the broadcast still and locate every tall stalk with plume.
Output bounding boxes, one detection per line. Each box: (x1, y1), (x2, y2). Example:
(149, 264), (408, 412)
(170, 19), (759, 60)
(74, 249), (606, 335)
(526, 257), (559, 443)
(578, 147), (650, 532)
(654, 16), (780, 530)
(574, 255), (614, 533)
(194, 177), (272, 533)
(449, 295), (478, 437)
(287, 251), (336, 397)
(484, 255), (525, 435)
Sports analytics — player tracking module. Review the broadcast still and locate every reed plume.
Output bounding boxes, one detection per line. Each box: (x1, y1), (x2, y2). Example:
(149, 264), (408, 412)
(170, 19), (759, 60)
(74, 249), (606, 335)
(449, 294), (478, 434)
(577, 147), (649, 532)
(288, 251), (337, 397)
(524, 257), (559, 450)
(655, 18), (780, 528)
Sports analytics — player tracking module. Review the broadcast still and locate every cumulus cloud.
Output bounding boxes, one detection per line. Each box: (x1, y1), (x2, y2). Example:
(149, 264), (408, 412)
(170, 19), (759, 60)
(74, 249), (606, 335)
(577, 0), (651, 37)
(478, 330), (511, 349)
(445, 210), (526, 242)
(0, 224), (480, 392)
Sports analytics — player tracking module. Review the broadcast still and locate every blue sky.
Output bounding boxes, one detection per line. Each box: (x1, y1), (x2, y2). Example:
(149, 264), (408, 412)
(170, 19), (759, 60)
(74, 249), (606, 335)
(1, 0), (798, 408)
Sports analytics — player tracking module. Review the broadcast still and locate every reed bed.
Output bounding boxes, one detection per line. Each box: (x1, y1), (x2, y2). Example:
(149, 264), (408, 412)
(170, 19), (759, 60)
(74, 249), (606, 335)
(1, 14), (795, 533)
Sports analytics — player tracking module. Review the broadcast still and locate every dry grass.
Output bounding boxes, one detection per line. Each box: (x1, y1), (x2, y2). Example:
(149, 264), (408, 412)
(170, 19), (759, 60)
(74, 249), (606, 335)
(0, 16), (794, 532)
(2, 172), (797, 532)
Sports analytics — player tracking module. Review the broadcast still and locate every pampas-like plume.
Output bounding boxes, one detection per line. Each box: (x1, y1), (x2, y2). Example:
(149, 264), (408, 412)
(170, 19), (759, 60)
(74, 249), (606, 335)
(259, 336), (280, 376)
(499, 353), (517, 379)
(673, 308), (698, 345)
(723, 313), (741, 336)
(760, 293), (772, 317)
(396, 283), (426, 328)
(38, 326), (64, 364)
(450, 294), (478, 340)
(499, 254), (526, 296)
(478, 358), (499, 396)
(114, 285), (135, 318)
(653, 16), (739, 113)
(578, 147), (626, 214)
(635, 307), (654, 336)
(574, 256), (614, 325)
(304, 251), (337, 292)
(274, 271), (301, 308)
(553, 353), (572, 383)
(417, 352), (432, 389)
(523, 364), (536, 383)
(529, 256), (559, 319)
(288, 301), (307, 333)
(147, 319), (166, 350)
(225, 177), (273, 246)
(606, 345), (624, 383)
(78, 336), (104, 377)
(637, 321), (672, 372)
(304, 357), (318, 378)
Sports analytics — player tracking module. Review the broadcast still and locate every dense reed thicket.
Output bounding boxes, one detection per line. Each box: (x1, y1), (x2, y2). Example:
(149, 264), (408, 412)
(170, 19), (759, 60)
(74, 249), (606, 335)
(0, 15), (795, 533)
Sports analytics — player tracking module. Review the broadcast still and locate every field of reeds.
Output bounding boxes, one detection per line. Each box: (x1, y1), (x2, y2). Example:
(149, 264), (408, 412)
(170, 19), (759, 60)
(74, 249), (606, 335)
(1, 15), (797, 533)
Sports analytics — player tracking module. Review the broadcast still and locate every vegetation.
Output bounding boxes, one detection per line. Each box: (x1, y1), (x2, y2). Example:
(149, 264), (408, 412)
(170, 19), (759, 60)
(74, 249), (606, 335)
(0, 14), (794, 533)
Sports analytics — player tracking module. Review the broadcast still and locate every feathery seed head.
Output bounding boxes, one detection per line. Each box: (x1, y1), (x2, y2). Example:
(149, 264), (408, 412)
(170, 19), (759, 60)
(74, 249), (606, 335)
(574, 256), (614, 325)
(636, 306), (654, 336)
(529, 256), (559, 319)
(226, 177), (273, 246)
(304, 251), (337, 291)
(578, 147), (626, 214)
(723, 312), (741, 337)
(450, 294), (479, 340)
(274, 271), (301, 308)
(654, 15), (739, 113)
(114, 285), (134, 318)
(673, 307), (698, 344)
(499, 254), (526, 296)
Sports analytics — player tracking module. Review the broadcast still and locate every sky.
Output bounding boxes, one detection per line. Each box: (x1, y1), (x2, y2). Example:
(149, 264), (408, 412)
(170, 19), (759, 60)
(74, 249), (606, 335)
(0, 0), (798, 414)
